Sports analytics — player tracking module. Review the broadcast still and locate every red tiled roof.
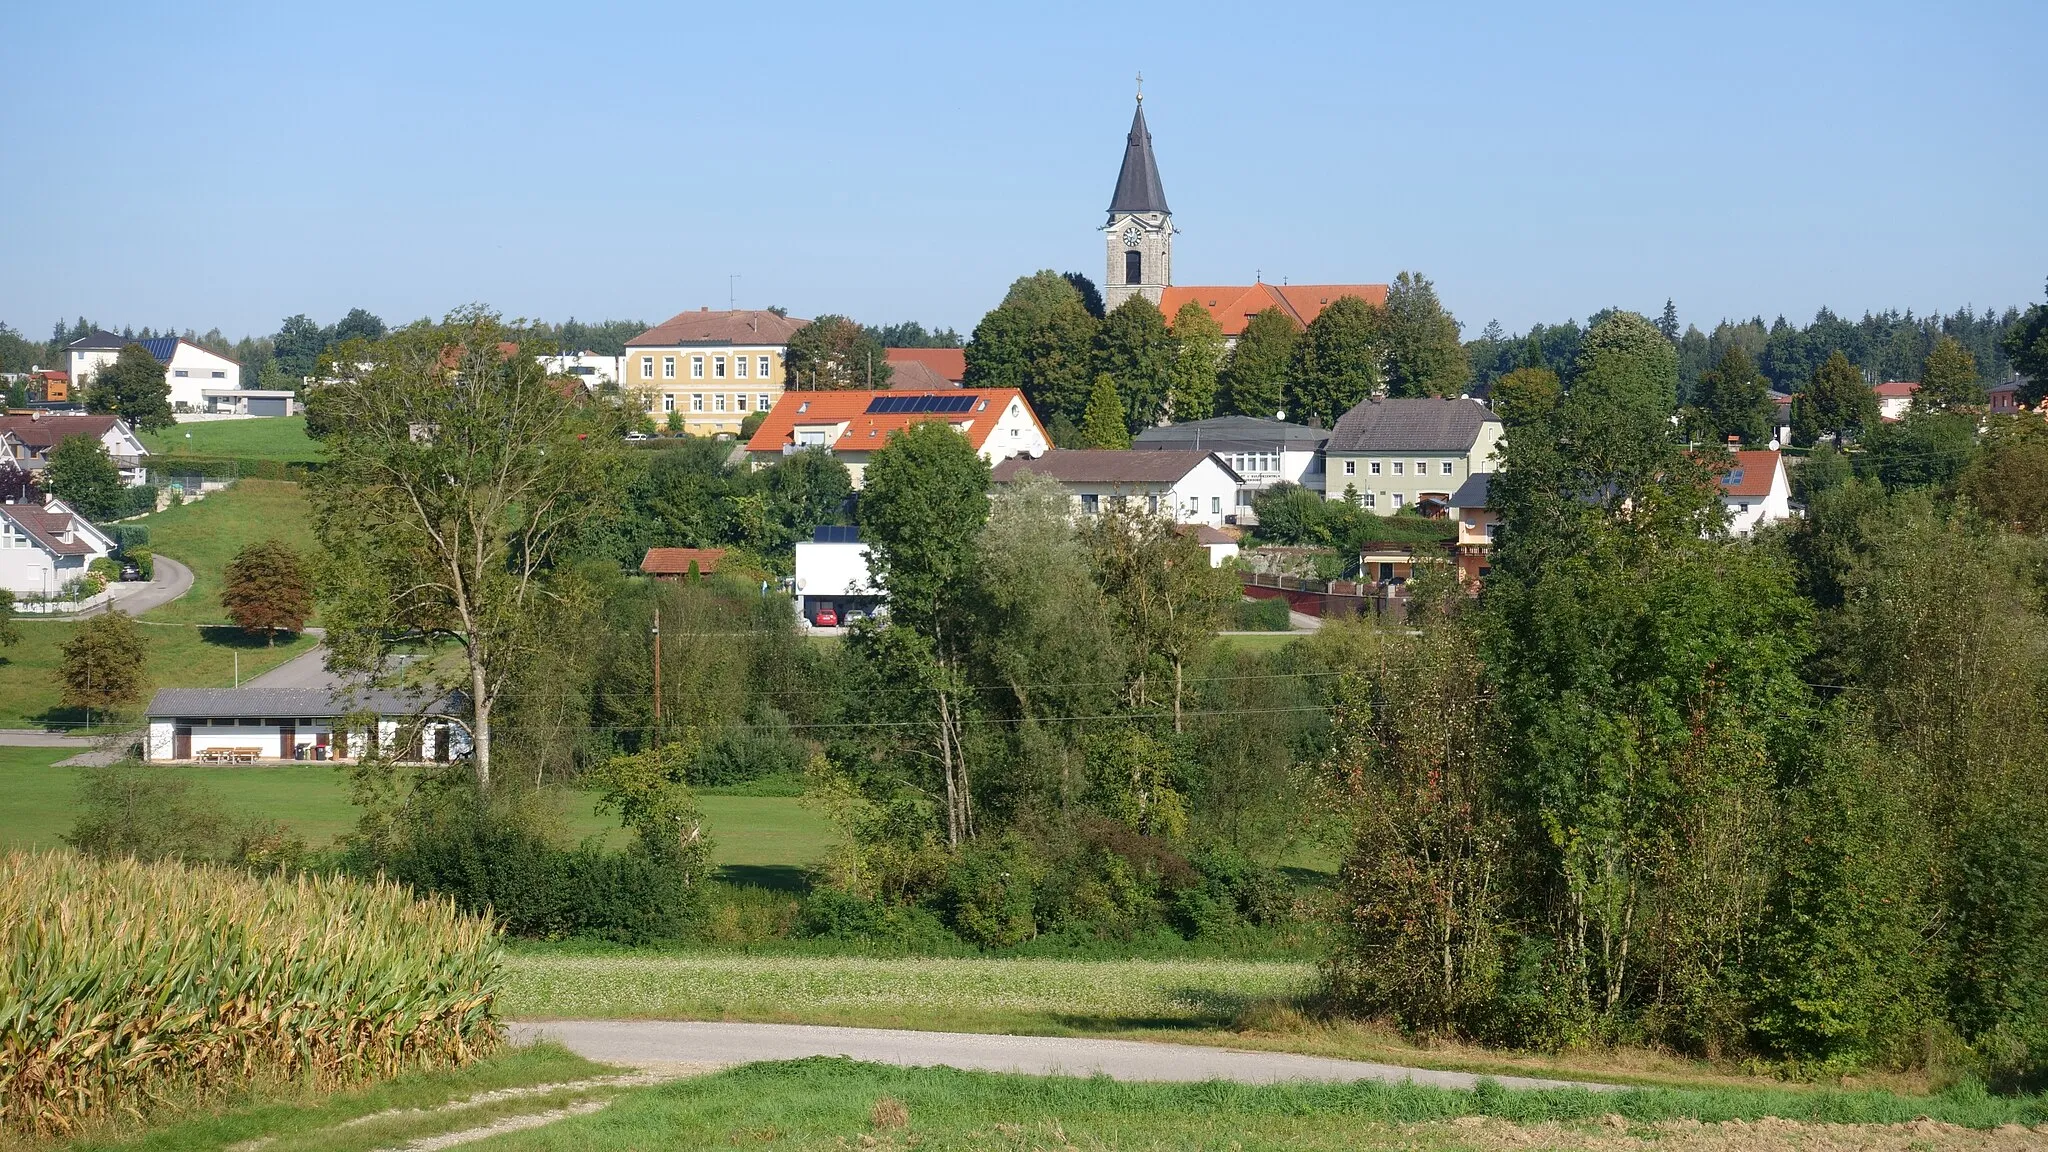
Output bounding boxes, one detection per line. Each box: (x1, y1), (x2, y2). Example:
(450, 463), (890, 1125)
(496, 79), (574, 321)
(1160, 283), (1389, 338)
(0, 414), (122, 452)
(884, 348), (966, 382)
(641, 547), (727, 576)
(0, 502), (97, 556)
(1873, 381), (1920, 399)
(885, 360), (959, 391)
(628, 309), (809, 348)
(1719, 450), (1781, 499)
(745, 389), (1042, 456)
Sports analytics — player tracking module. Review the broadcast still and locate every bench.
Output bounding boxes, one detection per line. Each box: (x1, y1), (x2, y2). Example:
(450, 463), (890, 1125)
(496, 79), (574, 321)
(195, 747), (264, 764)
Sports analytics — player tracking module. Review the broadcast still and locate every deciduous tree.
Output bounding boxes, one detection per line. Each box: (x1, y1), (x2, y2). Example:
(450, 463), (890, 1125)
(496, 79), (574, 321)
(1381, 272), (1469, 398)
(964, 272), (1098, 427)
(221, 538), (313, 644)
(1084, 506), (1237, 732)
(1166, 300), (1223, 422)
(43, 435), (125, 521)
(1217, 307), (1296, 419)
(784, 314), (892, 390)
(1091, 296), (1173, 428)
(1286, 296), (1381, 426)
(1792, 351), (1879, 447)
(2004, 280), (2048, 406)
(85, 343), (173, 431)
(310, 308), (617, 789)
(1691, 344), (1775, 446)
(1915, 334), (1983, 411)
(0, 589), (18, 649)
(1078, 374), (1132, 449)
(59, 610), (148, 718)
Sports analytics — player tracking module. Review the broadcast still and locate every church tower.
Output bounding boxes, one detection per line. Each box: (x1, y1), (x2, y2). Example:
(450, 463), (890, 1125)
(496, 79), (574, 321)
(1103, 90), (1171, 311)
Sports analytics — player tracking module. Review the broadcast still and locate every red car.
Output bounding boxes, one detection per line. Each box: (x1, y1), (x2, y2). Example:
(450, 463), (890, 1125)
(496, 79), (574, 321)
(813, 605), (839, 627)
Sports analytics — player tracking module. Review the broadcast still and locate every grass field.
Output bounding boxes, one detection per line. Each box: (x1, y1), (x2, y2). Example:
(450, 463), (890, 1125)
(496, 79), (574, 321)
(131, 478), (319, 625)
(138, 416), (324, 464)
(0, 752), (831, 871)
(482, 1062), (2048, 1151)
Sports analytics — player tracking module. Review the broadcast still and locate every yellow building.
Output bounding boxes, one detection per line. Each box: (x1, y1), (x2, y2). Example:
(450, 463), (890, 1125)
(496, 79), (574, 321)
(624, 308), (809, 437)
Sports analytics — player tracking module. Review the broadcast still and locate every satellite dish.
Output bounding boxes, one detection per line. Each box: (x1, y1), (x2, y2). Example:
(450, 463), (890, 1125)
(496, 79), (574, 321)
(1768, 437), (1781, 452)
(1274, 410), (1285, 421)
(794, 578), (807, 592)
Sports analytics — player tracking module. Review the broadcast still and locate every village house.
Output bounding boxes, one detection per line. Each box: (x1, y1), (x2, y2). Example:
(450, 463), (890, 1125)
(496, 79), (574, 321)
(626, 309), (808, 438)
(1322, 397), (1503, 514)
(1874, 380), (1919, 421)
(793, 525), (880, 626)
(0, 495), (116, 599)
(1133, 415), (1328, 518)
(1719, 449), (1792, 536)
(641, 547), (727, 579)
(991, 449), (1242, 529)
(142, 687), (468, 764)
(66, 331), (240, 411)
(1448, 472), (1497, 587)
(0, 413), (150, 486)
(883, 348), (966, 384)
(745, 388), (1048, 489)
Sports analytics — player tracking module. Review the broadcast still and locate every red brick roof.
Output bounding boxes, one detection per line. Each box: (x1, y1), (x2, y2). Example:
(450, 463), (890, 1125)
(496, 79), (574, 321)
(884, 348), (966, 382)
(628, 309), (809, 348)
(745, 389), (1042, 456)
(0, 414), (123, 452)
(884, 360), (960, 391)
(1160, 283), (1389, 338)
(1719, 450), (1781, 499)
(0, 502), (97, 556)
(1873, 381), (1920, 399)
(641, 547), (727, 576)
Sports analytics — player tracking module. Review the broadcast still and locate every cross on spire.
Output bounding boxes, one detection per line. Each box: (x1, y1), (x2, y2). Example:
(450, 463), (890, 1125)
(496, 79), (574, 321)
(1136, 71), (1143, 102)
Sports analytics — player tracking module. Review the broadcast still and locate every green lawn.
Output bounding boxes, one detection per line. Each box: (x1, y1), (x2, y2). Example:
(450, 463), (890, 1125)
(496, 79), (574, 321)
(132, 478), (319, 626)
(139, 416), (324, 464)
(0, 624), (317, 730)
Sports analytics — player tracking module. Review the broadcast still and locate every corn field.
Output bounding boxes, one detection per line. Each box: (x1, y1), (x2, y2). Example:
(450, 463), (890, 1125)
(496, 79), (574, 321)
(0, 850), (503, 1137)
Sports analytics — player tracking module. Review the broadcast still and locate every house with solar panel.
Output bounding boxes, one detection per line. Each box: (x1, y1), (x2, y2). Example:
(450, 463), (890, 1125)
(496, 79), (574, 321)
(743, 388), (1049, 488)
(65, 330), (241, 412)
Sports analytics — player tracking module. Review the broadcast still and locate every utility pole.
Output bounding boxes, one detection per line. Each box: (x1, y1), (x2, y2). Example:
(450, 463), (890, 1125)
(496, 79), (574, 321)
(651, 604), (662, 730)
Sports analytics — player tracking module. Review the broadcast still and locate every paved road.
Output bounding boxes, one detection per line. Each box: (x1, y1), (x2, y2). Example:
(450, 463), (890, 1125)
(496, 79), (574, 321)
(85, 555), (194, 618)
(241, 634), (339, 690)
(510, 1021), (1616, 1092)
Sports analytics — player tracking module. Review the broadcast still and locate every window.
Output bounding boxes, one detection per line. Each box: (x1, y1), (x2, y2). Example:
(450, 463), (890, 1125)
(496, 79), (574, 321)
(1415, 460), (1427, 475)
(640, 356), (653, 378)
(1125, 250), (1142, 285)
(1485, 523), (1499, 541)
(735, 355), (748, 379)
(1147, 495), (1160, 514)
(1210, 496), (1222, 514)
(758, 394), (771, 410)
(758, 356), (771, 378)
(1393, 462), (1404, 475)
(1080, 493), (1100, 514)
(1364, 492), (1376, 508)
(691, 356), (704, 379)
(737, 394), (749, 411)
(714, 394), (727, 412)
(1370, 460), (1382, 475)
(662, 356), (676, 379)
(210, 370), (225, 379)
(691, 395), (704, 412)
(1343, 460), (1355, 475)
(1393, 493), (1405, 509)
(1739, 502), (1751, 513)
(1441, 460), (1454, 475)
(713, 357), (726, 378)
(662, 395), (675, 413)
(174, 369), (188, 378)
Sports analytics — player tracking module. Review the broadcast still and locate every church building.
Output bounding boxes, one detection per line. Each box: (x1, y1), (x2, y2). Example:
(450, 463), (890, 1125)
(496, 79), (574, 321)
(1101, 94), (1385, 341)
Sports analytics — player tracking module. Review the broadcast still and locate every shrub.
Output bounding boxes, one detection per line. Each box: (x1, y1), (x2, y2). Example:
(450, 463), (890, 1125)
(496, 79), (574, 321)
(943, 838), (1038, 948)
(695, 709), (806, 786)
(796, 887), (882, 940)
(0, 850), (501, 1137)
(88, 556), (121, 584)
(128, 547), (154, 581)
(110, 523), (150, 552)
(1233, 596), (1293, 631)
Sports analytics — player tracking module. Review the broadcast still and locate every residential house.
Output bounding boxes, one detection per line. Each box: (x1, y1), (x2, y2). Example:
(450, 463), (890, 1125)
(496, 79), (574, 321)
(66, 331), (240, 410)
(1323, 397), (1503, 514)
(541, 351), (626, 393)
(884, 360), (959, 391)
(1874, 381), (1919, 421)
(0, 413), (150, 486)
(745, 389), (1048, 489)
(201, 389), (295, 416)
(884, 348), (965, 383)
(989, 449), (1241, 528)
(31, 370), (68, 402)
(1133, 415), (1328, 518)
(0, 495), (116, 598)
(626, 309), (809, 437)
(1766, 390), (1795, 444)
(1183, 523), (1239, 568)
(792, 525), (878, 625)
(1989, 378), (2027, 415)
(1448, 472), (1497, 587)
(641, 547), (726, 579)
(142, 687), (468, 764)
(1719, 449), (1792, 536)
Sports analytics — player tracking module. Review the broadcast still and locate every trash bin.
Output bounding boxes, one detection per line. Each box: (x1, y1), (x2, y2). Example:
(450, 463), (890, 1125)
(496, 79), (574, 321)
(294, 744), (308, 761)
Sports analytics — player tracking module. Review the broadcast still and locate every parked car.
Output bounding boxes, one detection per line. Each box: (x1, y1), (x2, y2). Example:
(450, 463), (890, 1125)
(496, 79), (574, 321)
(119, 564), (141, 582)
(812, 604), (839, 627)
(845, 608), (868, 623)
(625, 431), (650, 442)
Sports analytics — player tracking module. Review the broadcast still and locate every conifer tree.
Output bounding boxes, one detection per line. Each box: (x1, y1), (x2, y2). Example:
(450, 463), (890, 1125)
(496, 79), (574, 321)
(1166, 300), (1223, 422)
(1218, 307), (1296, 419)
(1079, 374), (1132, 448)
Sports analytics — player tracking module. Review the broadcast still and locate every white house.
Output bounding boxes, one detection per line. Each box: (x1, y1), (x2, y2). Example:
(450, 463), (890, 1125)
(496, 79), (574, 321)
(67, 332), (241, 411)
(1133, 415), (1329, 518)
(0, 495), (116, 598)
(540, 351), (626, 393)
(0, 413), (150, 487)
(1323, 397), (1504, 514)
(745, 388), (1050, 489)
(201, 388), (296, 416)
(989, 449), (1243, 529)
(142, 686), (469, 763)
(791, 526), (880, 625)
(1874, 381), (1919, 421)
(1718, 449), (1792, 536)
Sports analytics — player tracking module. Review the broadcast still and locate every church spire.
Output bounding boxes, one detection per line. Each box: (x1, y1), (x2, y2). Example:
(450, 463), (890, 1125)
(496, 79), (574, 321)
(1108, 95), (1169, 218)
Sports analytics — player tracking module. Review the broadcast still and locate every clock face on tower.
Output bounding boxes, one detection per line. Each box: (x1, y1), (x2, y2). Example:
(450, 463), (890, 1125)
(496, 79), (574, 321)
(1121, 224), (1143, 248)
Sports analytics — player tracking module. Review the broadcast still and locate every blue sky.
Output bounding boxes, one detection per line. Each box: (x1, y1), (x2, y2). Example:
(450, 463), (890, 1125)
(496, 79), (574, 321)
(1, 1), (2041, 344)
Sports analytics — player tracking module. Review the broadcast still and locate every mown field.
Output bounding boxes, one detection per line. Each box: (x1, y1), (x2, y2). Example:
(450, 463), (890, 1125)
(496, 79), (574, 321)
(130, 478), (319, 626)
(138, 416), (324, 464)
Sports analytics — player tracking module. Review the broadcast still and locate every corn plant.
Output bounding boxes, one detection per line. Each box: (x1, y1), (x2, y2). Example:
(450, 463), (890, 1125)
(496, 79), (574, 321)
(0, 850), (503, 1137)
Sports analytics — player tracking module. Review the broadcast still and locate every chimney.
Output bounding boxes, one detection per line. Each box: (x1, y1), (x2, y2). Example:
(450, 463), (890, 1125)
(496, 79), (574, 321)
(700, 306), (709, 312)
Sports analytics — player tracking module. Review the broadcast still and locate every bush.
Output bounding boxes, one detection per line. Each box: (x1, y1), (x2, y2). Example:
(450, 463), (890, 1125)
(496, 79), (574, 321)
(796, 887), (882, 940)
(694, 709), (806, 786)
(110, 524), (150, 552)
(88, 557), (121, 584)
(0, 850), (501, 1137)
(942, 838), (1038, 948)
(128, 547), (154, 581)
(1233, 596), (1293, 631)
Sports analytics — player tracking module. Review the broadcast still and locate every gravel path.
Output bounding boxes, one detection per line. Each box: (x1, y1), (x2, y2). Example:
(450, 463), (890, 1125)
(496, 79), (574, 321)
(510, 1020), (1618, 1092)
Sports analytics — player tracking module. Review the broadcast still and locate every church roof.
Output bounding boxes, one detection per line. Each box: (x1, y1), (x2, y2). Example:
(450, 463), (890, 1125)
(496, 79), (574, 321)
(1108, 100), (1169, 216)
(1161, 284), (1389, 338)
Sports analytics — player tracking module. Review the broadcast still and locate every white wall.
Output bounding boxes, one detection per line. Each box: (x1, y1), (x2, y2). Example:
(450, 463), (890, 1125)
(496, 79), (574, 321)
(164, 344), (240, 409)
(1724, 460), (1792, 537)
(794, 541), (874, 597)
(0, 530), (62, 596)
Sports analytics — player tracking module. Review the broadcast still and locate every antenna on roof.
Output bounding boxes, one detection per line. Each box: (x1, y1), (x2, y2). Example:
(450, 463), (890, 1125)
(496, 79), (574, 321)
(728, 274), (739, 312)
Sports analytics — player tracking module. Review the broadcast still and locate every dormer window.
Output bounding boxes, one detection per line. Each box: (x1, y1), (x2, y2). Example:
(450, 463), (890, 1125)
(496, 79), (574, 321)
(977, 400), (988, 411)
(797, 401), (810, 414)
